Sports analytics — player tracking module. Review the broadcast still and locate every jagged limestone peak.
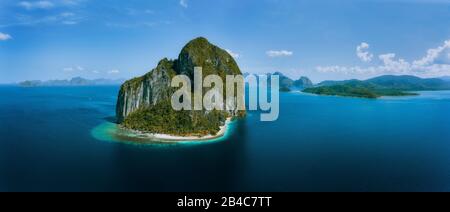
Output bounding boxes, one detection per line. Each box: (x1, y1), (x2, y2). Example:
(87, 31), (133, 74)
(294, 76), (314, 88)
(115, 37), (245, 135)
(177, 37), (241, 79)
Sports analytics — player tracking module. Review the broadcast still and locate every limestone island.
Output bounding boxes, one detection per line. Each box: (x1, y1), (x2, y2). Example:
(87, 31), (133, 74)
(115, 37), (246, 142)
(303, 75), (450, 99)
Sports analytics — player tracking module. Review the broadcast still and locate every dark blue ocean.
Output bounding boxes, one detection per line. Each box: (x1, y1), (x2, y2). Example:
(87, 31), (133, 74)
(1, 86), (450, 192)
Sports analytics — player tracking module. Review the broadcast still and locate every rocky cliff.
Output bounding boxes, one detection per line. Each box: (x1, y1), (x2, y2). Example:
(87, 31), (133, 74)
(116, 59), (176, 123)
(116, 37), (245, 135)
(294, 76), (313, 88)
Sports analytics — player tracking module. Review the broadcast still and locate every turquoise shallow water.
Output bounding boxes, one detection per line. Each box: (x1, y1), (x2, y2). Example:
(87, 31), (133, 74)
(91, 120), (238, 146)
(1, 86), (450, 191)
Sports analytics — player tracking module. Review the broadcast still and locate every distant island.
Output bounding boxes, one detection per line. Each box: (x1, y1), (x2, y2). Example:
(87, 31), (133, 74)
(245, 72), (313, 92)
(116, 37), (245, 139)
(241, 73), (450, 98)
(271, 72), (313, 92)
(242, 72), (450, 98)
(303, 75), (450, 98)
(19, 77), (126, 87)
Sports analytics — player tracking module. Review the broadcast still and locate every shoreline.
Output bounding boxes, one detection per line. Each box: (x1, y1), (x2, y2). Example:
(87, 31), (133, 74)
(117, 118), (232, 142)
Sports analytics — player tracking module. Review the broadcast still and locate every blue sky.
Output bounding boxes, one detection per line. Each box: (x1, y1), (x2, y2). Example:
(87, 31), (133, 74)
(0, 0), (449, 83)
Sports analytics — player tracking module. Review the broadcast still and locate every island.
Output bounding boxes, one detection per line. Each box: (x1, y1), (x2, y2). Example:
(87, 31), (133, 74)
(294, 76), (314, 88)
(116, 37), (246, 140)
(19, 77), (125, 87)
(303, 75), (450, 98)
(245, 72), (313, 92)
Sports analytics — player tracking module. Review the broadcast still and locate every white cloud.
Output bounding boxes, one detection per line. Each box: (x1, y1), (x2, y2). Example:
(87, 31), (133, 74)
(3, 1), (85, 27)
(316, 39), (450, 77)
(356, 42), (374, 62)
(60, 12), (75, 17)
(413, 40), (450, 66)
(108, 69), (120, 74)
(62, 66), (84, 72)
(180, 0), (188, 8)
(378, 53), (411, 73)
(18, 0), (83, 10)
(316, 66), (371, 75)
(60, 0), (83, 6)
(1, 12), (83, 27)
(226, 49), (240, 59)
(19, 1), (55, 10)
(266, 50), (293, 57)
(55, 12), (82, 25)
(92, 70), (100, 74)
(63, 67), (74, 72)
(0, 32), (12, 41)
(62, 21), (78, 25)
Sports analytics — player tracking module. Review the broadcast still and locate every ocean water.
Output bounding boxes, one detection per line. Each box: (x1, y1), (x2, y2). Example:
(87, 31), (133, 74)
(1, 86), (450, 191)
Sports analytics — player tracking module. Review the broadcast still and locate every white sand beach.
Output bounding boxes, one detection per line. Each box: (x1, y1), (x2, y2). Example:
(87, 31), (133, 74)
(120, 118), (232, 142)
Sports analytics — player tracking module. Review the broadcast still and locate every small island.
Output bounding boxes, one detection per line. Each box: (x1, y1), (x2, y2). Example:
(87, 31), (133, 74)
(115, 37), (245, 141)
(19, 77), (125, 87)
(303, 75), (450, 98)
(245, 72), (313, 92)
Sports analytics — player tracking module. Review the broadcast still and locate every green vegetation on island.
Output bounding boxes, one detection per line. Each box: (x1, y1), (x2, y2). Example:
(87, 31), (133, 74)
(116, 37), (246, 137)
(303, 82), (416, 99)
(304, 75), (450, 98)
(122, 100), (228, 136)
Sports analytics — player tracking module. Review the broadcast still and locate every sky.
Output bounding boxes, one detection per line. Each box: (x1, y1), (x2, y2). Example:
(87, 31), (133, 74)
(0, 0), (449, 83)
